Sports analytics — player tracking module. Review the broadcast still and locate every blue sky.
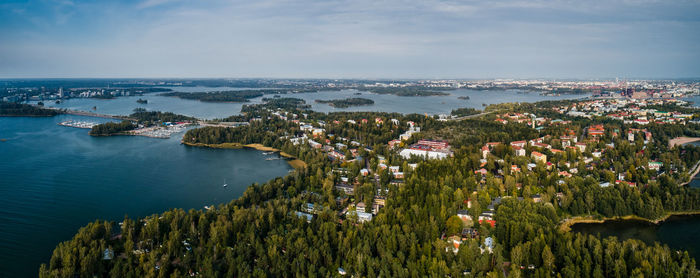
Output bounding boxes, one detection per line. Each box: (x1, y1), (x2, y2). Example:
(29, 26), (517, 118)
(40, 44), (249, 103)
(0, 0), (699, 78)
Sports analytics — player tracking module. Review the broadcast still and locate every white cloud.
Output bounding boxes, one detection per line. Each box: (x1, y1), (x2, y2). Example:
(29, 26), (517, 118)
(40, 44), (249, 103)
(0, 0), (698, 78)
(138, 0), (178, 9)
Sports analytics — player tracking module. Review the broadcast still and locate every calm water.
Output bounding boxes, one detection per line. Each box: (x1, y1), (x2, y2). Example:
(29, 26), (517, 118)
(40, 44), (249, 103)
(38, 94), (262, 120)
(571, 215), (700, 261)
(38, 87), (590, 119)
(0, 115), (291, 277)
(297, 89), (590, 114)
(683, 95), (700, 107)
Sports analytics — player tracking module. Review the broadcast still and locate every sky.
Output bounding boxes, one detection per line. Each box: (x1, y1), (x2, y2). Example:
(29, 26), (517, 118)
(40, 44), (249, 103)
(0, 0), (699, 79)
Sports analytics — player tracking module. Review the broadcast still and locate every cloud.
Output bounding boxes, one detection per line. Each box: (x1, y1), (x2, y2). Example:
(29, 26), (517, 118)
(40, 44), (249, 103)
(0, 0), (698, 78)
(137, 0), (177, 9)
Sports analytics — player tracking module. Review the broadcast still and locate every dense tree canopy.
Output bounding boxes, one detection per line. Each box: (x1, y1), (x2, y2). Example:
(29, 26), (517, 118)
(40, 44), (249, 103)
(0, 101), (60, 116)
(42, 101), (700, 277)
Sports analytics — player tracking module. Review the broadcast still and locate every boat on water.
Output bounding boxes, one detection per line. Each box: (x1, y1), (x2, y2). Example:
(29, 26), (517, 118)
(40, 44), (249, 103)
(222, 178), (227, 187)
(58, 120), (99, 129)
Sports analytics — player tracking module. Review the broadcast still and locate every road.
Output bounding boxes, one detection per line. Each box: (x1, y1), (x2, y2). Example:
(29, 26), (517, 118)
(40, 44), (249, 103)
(41, 106), (135, 120)
(448, 111), (495, 121)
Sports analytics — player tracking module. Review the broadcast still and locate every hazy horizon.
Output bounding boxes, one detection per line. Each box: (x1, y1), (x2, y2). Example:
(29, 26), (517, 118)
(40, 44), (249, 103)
(1, 0), (699, 79)
(1, 77), (699, 81)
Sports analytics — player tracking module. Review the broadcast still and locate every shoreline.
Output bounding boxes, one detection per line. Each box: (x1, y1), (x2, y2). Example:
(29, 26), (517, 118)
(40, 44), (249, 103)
(560, 210), (700, 232)
(183, 142), (307, 169)
(667, 137), (700, 186)
(0, 114), (57, 117)
(669, 136), (700, 148)
(681, 159), (700, 186)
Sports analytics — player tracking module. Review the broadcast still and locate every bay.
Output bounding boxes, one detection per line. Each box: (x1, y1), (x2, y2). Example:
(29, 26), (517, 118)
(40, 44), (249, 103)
(37, 88), (590, 119)
(297, 89), (590, 114)
(571, 214), (700, 261)
(0, 115), (291, 277)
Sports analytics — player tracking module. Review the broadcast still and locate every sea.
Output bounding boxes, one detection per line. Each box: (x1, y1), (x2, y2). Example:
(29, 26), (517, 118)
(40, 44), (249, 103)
(0, 115), (292, 276)
(37, 88), (590, 119)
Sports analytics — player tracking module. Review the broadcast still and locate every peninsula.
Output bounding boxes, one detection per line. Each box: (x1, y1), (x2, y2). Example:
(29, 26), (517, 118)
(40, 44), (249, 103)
(88, 109), (195, 137)
(43, 95), (700, 277)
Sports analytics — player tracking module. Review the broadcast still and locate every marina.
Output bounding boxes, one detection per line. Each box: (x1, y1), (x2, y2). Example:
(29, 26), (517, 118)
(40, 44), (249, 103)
(57, 119), (193, 139)
(129, 123), (193, 139)
(58, 120), (99, 129)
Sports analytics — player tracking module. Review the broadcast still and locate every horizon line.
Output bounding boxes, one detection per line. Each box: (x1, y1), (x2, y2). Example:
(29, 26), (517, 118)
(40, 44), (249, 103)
(1, 76), (699, 81)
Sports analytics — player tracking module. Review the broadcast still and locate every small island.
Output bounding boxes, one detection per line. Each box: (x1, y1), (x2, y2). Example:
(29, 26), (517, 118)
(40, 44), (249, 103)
(363, 87), (451, 96)
(160, 89), (321, 103)
(159, 90), (263, 102)
(254, 97), (311, 110)
(136, 98), (148, 104)
(315, 97), (374, 108)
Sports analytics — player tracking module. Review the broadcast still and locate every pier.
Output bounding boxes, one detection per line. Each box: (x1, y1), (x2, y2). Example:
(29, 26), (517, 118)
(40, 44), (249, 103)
(60, 109), (135, 121)
(58, 120), (99, 129)
(41, 105), (135, 121)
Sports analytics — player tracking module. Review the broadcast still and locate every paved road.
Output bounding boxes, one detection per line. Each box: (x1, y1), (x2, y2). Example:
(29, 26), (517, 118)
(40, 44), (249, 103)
(43, 106), (135, 120)
(449, 111), (495, 121)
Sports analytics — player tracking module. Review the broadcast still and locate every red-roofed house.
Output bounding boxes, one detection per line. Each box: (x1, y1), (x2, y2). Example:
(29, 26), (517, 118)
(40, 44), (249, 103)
(510, 140), (527, 148)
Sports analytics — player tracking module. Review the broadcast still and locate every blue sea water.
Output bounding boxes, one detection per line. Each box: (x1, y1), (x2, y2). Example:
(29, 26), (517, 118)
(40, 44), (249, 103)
(37, 87), (590, 119)
(0, 115), (291, 276)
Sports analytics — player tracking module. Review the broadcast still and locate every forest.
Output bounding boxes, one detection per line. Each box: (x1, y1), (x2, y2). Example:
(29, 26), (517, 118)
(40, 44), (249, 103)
(245, 97), (311, 112)
(451, 107), (481, 117)
(0, 101), (60, 116)
(129, 109), (196, 124)
(315, 98), (375, 108)
(88, 120), (135, 136)
(41, 101), (700, 277)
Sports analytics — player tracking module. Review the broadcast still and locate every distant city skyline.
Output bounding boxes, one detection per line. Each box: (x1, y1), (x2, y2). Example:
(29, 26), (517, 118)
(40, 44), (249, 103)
(1, 0), (699, 79)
